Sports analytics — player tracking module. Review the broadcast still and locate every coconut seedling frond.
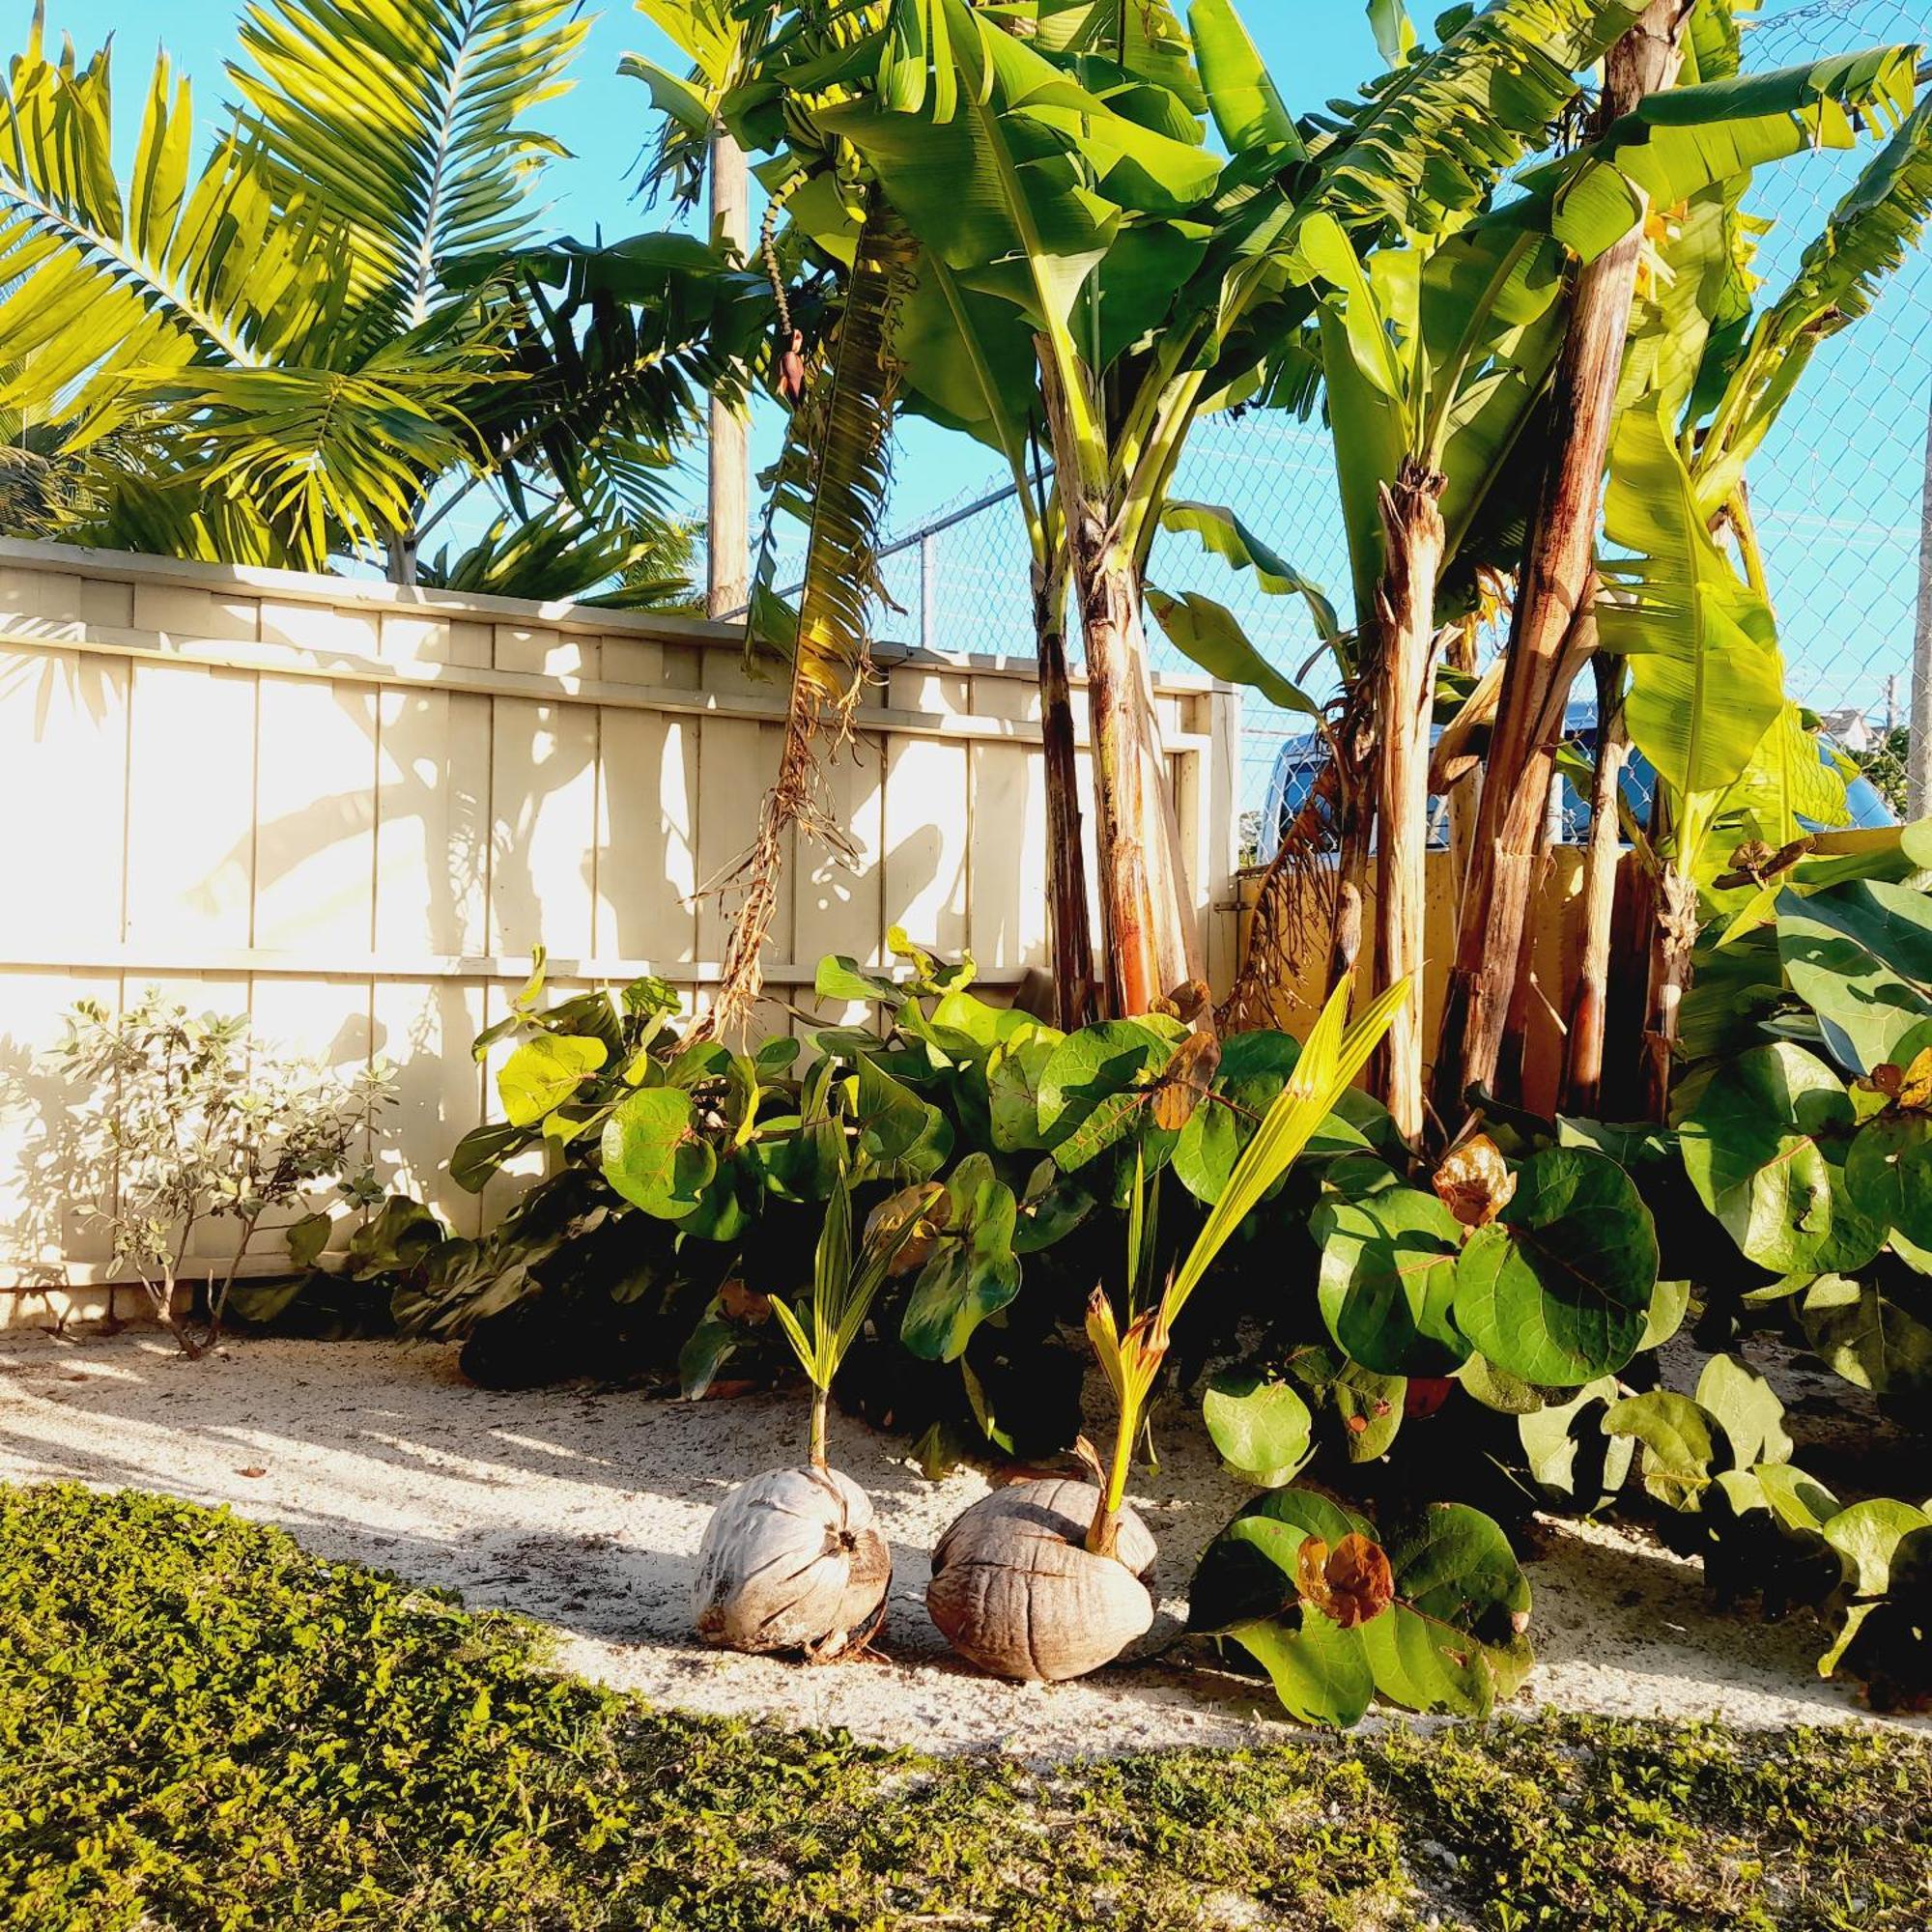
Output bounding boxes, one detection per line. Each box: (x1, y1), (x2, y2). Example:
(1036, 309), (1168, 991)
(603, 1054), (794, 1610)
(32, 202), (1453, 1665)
(770, 1162), (943, 1468)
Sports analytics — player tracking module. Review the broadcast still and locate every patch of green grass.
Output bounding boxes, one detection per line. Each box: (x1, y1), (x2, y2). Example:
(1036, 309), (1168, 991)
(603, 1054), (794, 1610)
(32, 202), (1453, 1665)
(1, 1482), (1927, 1930)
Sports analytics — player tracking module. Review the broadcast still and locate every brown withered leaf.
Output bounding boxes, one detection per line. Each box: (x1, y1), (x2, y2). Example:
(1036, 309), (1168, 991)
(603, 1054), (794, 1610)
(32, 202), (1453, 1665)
(1896, 1047), (1932, 1112)
(1434, 1134), (1516, 1228)
(717, 1279), (771, 1325)
(1866, 1062), (1906, 1099)
(1153, 979), (1211, 1026)
(1148, 1028), (1221, 1132)
(1294, 1532), (1395, 1630)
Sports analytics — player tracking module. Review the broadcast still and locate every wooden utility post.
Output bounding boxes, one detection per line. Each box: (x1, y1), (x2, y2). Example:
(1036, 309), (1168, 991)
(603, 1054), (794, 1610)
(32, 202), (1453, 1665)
(707, 128), (751, 619)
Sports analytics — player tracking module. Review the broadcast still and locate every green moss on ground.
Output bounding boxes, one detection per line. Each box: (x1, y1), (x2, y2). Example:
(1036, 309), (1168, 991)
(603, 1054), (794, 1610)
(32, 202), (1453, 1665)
(1, 1483), (1927, 1930)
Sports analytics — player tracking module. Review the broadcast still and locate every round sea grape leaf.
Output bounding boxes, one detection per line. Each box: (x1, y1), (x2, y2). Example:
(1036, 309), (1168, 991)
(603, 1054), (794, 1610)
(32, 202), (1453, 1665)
(1776, 880), (1932, 1076)
(986, 1032), (1064, 1152)
(1752, 1462), (1840, 1536)
(497, 1034), (608, 1128)
(1012, 1159), (1094, 1254)
(1517, 1376), (1629, 1500)
(899, 1153), (1022, 1362)
(1604, 1391), (1717, 1511)
(1229, 1608), (1377, 1728)
(1678, 1042), (1848, 1273)
(1451, 1148), (1657, 1387)
(849, 1055), (953, 1179)
(1824, 1497), (1932, 1598)
(448, 1121), (529, 1194)
(1639, 1277), (1691, 1350)
(1813, 1159), (1889, 1275)
(1455, 1352), (1545, 1415)
(1037, 1020), (1171, 1172)
(1313, 1186), (1467, 1377)
(1797, 1272), (1932, 1395)
(1693, 1352), (1793, 1470)
(600, 1086), (714, 1220)
(1172, 1031), (1299, 1203)
(1202, 1373), (1314, 1487)
(680, 1151), (757, 1242)
(1335, 1362), (1406, 1462)
(1845, 1113), (1932, 1250)
(1361, 1503), (1534, 1716)
(928, 990), (1041, 1056)
(1187, 1488), (1371, 1634)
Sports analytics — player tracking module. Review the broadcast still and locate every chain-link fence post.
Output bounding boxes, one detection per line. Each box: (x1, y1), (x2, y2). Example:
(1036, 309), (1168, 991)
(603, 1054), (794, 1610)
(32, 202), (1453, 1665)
(1909, 386), (1932, 817)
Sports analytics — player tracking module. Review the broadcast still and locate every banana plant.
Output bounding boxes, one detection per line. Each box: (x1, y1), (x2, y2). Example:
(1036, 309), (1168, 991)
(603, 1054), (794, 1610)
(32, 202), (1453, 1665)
(717, 0), (1328, 1021)
(0, 1), (754, 595)
(1597, 90), (1932, 1116)
(1436, 13), (1923, 1120)
(1193, 0), (1918, 1137)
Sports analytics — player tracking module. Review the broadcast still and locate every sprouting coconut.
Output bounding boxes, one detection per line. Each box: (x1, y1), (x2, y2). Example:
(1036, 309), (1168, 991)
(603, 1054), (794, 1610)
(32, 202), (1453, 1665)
(693, 1164), (938, 1661)
(927, 977), (1408, 1683)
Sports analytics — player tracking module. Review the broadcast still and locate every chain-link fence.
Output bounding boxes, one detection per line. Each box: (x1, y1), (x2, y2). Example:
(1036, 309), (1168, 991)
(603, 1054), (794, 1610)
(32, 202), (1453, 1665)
(869, 0), (1932, 857)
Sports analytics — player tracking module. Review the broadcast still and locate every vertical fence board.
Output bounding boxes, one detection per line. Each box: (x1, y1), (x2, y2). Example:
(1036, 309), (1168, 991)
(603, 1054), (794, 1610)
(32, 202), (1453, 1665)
(374, 688), (492, 957)
(124, 665), (257, 951)
(489, 697), (599, 959)
(255, 676), (379, 952)
(0, 647), (128, 951)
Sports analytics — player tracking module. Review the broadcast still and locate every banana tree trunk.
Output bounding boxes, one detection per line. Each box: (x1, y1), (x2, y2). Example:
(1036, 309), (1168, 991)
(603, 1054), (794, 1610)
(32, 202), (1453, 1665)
(1037, 349), (1202, 1018)
(1564, 649), (1628, 1114)
(1070, 516), (1203, 1013)
(1033, 557), (1097, 1029)
(1641, 864), (1697, 1120)
(1328, 685), (1378, 996)
(1497, 803), (1555, 1102)
(1371, 461), (1447, 1148)
(1433, 1), (1687, 1128)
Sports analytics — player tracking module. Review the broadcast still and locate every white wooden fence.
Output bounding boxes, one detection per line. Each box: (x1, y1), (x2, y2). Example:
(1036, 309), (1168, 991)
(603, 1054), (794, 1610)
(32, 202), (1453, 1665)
(0, 537), (1239, 1320)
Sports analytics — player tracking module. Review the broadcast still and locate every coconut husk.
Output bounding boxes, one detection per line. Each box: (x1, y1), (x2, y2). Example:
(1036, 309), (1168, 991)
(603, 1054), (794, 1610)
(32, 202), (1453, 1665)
(692, 1465), (891, 1660)
(925, 1478), (1157, 1683)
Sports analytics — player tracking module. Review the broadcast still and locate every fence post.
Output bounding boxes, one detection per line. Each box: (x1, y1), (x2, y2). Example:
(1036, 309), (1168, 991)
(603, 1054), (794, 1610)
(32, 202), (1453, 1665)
(920, 531), (938, 652)
(1909, 383), (1932, 818)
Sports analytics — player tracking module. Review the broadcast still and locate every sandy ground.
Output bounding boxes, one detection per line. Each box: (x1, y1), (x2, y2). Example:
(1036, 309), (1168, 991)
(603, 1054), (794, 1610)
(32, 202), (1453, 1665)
(1, 1327), (1923, 1759)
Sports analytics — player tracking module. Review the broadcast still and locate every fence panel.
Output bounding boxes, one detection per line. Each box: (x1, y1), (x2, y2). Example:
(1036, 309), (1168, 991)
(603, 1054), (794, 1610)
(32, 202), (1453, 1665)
(0, 538), (1238, 1314)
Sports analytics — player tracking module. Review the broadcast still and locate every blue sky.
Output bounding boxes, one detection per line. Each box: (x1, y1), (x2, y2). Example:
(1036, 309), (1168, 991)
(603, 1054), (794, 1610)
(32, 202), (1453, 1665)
(34, 0), (1386, 527)
(26, 0), (1932, 772)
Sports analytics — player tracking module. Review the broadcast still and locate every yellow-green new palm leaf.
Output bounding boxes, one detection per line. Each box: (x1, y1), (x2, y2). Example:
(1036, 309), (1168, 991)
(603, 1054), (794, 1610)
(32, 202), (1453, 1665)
(230, 0), (589, 338)
(0, 24), (341, 444)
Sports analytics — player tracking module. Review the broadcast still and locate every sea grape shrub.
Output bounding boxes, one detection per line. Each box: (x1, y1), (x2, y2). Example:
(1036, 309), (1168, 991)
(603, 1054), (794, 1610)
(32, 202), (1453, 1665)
(1578, 1353), (1927, 1707)
(1667, 867), (1932, 1416)
(409, 935), (1389, 1453)
(1189, 1491), (1533, 1726)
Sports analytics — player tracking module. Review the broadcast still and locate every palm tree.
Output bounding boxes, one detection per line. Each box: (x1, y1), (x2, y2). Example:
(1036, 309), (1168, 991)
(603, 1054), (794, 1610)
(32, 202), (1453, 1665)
(0, 0), (763, 600)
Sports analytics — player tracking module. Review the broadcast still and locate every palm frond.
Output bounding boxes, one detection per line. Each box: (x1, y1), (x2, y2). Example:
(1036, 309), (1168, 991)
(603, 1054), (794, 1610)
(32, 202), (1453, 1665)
(441, 230), (767, 532)
(710, 204), (918, 1037)
(0, 26), (343, 441)
(167, 337), (497, 566)
(228, 0), (589, 336)
(419, 498), (698, 607)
